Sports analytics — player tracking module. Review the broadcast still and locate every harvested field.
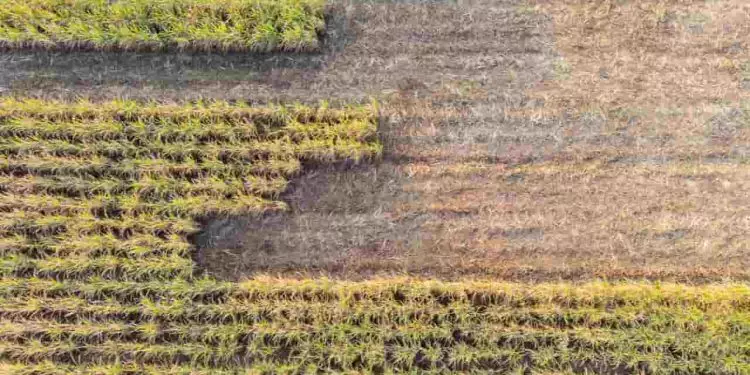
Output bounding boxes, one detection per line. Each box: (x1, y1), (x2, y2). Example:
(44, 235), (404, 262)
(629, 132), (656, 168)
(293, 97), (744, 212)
(181, 0), (750, 281)
(0, 0), (325, 52)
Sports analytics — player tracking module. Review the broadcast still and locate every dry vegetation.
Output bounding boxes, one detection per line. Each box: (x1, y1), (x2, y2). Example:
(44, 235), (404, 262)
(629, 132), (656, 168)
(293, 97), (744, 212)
(182, 0), (750, 281)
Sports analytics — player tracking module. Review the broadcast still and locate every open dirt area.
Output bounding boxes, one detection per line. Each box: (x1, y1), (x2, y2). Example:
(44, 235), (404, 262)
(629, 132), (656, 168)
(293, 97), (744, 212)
(3, 0), (749, 281)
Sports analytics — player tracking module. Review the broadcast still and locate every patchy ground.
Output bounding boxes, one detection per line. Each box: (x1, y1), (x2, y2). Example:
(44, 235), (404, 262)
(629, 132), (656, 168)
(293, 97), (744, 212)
(3, 0), (750, 281)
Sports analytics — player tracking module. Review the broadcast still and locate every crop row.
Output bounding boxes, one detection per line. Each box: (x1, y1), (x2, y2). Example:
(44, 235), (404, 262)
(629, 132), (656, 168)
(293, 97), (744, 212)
(0, 302), (745, 373)
(0, 99), (374, 124)
(0, 254), (194, 281)
(0, 211), (198, 237)
(1, 178), (285, 202)
(1, 277), (749, 310)
(0, 278), (746, 372)
(0, 118), (377, 145)
(0, 0), (326, 52)
(0, 99), (379, 283)
(0, 361), (649, 375)
(0, 156), (301, 180)
(0, 233), (191, 259)
(0, 283), (748, 326)
(0, 299), (744, 334)
(0, 333), (740, 373)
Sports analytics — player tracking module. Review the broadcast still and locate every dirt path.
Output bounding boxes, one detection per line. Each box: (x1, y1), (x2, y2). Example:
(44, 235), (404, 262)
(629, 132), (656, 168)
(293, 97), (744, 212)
(3, 0), (749, 281)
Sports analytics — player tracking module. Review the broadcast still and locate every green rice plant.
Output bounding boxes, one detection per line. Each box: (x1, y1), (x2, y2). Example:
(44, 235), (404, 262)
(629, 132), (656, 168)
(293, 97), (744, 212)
(0, 0), (326, 52)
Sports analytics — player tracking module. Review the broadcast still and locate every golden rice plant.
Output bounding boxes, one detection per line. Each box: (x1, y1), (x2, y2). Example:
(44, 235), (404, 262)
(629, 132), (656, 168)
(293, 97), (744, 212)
(2, 97), (749, 373)
(0, 0), (326, 52)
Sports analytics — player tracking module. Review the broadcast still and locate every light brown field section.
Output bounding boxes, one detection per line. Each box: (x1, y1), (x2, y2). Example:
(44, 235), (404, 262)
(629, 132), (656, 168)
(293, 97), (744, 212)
(2, 0), (750, 281)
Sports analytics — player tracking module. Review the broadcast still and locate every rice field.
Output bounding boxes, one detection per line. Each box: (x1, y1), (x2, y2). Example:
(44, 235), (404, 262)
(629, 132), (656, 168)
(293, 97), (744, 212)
(1, 0), (750, 373)
(0, 98), (381, 372)
(1, 278), (749, 374)
(4, 100), (747, 373)
(0, 0), (326, 52)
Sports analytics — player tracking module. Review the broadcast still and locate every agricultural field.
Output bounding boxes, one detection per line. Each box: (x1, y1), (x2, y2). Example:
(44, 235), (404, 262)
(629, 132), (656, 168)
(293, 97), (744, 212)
(0, 0), (326, 52)
(0, 0), (750, 373)
(0, 98), (379, 280)
(1, 280), (749, 374)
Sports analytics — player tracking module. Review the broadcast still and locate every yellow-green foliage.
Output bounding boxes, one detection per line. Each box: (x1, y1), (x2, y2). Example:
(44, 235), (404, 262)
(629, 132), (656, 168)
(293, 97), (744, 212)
(0, 98), (380, 281)
(0, 0), (326, 52)
(0, 99), (749, 373)
(0, 279), (749, 373)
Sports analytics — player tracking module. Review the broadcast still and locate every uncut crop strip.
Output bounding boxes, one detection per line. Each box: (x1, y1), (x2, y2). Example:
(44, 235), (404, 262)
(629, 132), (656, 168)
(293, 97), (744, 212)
(1, 99), (748, 374)
(0, 99), (379, 283)
(0, 0), (326, 52)
(0, 280), (748, 374)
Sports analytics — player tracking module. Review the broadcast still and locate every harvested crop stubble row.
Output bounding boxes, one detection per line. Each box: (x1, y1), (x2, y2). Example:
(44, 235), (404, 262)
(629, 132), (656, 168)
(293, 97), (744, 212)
(0, 0), (326, 52)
